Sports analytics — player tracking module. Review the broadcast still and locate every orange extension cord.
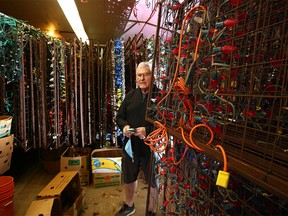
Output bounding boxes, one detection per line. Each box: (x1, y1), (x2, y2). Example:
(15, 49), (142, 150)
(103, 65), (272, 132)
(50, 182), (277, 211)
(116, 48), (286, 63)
(144, 4), (228, 171)
(214, 144), (228, 172)
(145, 5), (207, 152)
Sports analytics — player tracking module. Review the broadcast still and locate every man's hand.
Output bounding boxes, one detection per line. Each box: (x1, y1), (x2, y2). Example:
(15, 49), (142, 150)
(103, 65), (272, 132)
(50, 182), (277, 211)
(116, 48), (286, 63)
(134, 127), (146, 139)
(123, 125), (134, 138)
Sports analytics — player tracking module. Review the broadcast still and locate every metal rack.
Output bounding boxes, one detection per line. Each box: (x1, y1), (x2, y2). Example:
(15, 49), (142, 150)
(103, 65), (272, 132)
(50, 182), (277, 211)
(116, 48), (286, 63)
(145, 0), (288, 214)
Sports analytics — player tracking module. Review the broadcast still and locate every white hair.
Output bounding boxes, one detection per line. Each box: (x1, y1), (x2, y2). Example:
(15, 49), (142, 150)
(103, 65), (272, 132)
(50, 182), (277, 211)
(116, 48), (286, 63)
(137, 62), (152, 72)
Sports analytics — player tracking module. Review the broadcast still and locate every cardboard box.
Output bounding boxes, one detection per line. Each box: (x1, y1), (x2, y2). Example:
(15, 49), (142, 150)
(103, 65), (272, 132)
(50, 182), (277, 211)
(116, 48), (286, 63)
(0, 153), (12, 175)
(0, 116), (12, 138)
(25, 198), (62, 216)
(91, 147), (123, 157)
(91, 148), (122, 188)
(91, 157), (122, 172)
(92, 171), (122, 188)
(0, 134), (14, 157)
(37, 171), (85, 216)
(61, 147), (91, 172)
(79, 171), (90, 187)
(26, 192), (86, 216)
(63, 189), (86, 216)
(91, 148), (122, 173)
(60, 147), (91, 186)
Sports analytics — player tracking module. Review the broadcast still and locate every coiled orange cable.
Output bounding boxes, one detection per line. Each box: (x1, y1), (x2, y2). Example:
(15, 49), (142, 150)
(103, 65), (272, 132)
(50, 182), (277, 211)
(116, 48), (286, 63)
(214, 144), (228, 172)
(144, 121), (169, 153)
(156, 5), (207, 122)
(145, 5), (207, 153)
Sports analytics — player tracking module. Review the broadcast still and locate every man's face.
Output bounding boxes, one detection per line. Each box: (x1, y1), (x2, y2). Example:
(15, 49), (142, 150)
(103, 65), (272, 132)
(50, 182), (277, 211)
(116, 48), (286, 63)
(136, 67), (152, 93)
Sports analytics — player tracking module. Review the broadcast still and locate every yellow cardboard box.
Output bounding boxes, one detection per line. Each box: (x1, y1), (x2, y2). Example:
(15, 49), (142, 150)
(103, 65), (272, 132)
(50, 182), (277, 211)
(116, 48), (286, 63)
(92, 171), (122, 188)
(36, 171), (85, 216)
(25, 198), (62, 216)
(60, 147), (91, 186)
(60, 147), (91, 172)
(91, 148), (122, 188)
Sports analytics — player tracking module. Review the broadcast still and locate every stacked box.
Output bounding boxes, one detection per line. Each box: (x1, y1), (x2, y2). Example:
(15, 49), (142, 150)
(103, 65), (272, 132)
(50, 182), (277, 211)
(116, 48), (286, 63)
(0, 116), (13, 175)
(60, 147), (91, 186)
(0, 116), (12, 138)
(25, 197), (63, 216)
(25, 171), (86, 216)
(0, 134), (14, 174)
(91, 148), (122, 188)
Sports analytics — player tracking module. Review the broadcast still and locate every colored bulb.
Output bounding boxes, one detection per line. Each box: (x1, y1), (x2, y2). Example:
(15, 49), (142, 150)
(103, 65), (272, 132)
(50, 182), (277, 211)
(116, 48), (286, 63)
(202, 57), (212, 63)
(213, 46), (238, 53)
(210, 28), (219, 36)
(172, 48), (178, 55)
(216, 19), (239, 28)
(230, 0), (242, 5)
(172, 3), (181, 10)
(179, 67), (186, 73)
(210, 80), (218, 89)
(230, 70), (239, 77)
(238, 13), (248, 20)
(224, 19), (239, 28)
(166, 37), (173, 43)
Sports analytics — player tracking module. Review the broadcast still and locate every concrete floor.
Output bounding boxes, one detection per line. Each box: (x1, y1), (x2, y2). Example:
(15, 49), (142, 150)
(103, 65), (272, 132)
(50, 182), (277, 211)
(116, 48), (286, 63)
(13, 163), (149, 216)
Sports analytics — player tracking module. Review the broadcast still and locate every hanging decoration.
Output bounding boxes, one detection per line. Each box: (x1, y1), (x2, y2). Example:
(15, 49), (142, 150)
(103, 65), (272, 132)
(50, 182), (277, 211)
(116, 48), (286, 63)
(114, 39), (125, 112)
(114, 39), (125, 146)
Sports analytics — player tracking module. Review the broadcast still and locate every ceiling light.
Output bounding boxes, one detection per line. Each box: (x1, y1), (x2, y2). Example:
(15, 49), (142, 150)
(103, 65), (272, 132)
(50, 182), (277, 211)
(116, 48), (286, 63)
(57, 0), (89, 42)
(48, 30), (55, 37)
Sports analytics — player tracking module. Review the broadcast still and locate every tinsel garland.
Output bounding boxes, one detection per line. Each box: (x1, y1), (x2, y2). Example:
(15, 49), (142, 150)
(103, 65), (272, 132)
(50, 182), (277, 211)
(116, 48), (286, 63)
(114, 39), (125, 142)
(114, 39), (125, 110)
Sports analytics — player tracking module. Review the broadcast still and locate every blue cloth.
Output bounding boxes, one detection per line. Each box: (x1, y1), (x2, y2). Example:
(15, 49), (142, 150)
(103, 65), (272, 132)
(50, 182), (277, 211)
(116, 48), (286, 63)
(125, 139), (134, 162)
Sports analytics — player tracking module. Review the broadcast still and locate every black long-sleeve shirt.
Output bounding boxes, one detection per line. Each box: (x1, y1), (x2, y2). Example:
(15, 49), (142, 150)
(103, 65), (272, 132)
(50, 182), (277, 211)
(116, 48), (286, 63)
(116, 88), (153, 157)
